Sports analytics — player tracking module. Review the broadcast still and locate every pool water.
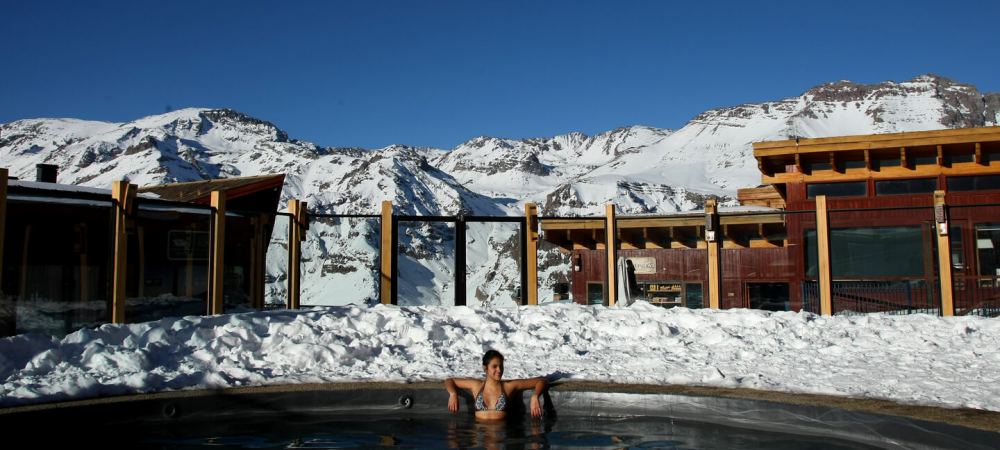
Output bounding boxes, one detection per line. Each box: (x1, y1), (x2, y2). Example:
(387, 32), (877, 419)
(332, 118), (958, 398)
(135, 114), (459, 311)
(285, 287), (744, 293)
(139, 413), (881, 449)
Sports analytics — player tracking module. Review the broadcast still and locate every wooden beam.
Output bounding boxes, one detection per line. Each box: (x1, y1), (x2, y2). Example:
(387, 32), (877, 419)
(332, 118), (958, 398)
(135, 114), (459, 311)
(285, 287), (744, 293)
(864, 149), (871, 171)
(900, 147), (909, 170)
(380, 200), (394, 305)
(976, 142), (983, 165)
(934, 191), (954, 317)
(0, 168), (6, 291)
(287, 199), (305, 309)
(209, 191), (226, 315)
(830, 152), (840, 173)
(525, 203), (538, 305)
(706, 199), (721, 309)
(111, 180), (136, 324)
(794, 153), (803, 174)
(816, 195), (833, 316)
(936, 145), (945, 167)
(605, 204), (617, 307)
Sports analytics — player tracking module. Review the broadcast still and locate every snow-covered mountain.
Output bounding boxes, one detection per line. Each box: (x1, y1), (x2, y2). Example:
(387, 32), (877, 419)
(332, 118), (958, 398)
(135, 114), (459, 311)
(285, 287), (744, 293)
(3, 74), (998, 307)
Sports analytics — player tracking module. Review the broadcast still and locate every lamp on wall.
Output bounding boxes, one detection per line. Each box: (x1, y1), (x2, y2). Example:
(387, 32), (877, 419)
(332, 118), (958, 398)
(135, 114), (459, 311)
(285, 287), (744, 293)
(573, 253), (582, 272)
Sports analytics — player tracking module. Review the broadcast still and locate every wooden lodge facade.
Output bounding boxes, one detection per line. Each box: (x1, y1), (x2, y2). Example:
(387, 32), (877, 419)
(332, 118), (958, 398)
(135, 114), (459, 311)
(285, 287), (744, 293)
(542, 126), (1000, 316)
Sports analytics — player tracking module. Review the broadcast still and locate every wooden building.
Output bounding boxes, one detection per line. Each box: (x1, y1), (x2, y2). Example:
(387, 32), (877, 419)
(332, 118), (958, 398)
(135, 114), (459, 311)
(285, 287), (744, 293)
(0, 169), (284, 337)
(542, 126), (1000, 316)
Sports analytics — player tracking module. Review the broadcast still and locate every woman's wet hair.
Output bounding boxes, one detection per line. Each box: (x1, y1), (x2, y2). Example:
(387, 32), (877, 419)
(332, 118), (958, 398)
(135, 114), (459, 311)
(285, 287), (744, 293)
(482, 350), (504, 367)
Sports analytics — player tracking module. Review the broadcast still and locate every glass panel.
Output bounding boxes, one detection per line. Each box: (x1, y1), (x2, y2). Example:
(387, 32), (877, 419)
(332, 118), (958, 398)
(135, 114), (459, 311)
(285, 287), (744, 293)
(537, 219), (573, 304)
(806, 181), (866, 198)
(586, 282), (604, 305)
(910, 155), (937, 166)
(720, 211), (795, 310)
(264, 214), (290, 309)
(223, 214), (253, 313)
(300, 216), (380, 307)
(465, 221), (521, 307)
(2, 200), (113, 337)
(397, 221), (455, 306)
(875, 178), (938, 195)
(809, 207), (939, 315)
(974, 223), (1000, 277)
(947, 174), (1000, 192)
(684, 283), (703, 308)
(127, 206), (211, 323)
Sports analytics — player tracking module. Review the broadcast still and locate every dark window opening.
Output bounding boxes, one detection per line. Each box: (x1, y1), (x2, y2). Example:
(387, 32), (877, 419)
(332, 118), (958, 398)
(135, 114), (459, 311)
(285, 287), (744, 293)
(747, 283), (789, 311)
(947, 175), (1000, 192)
(806, 181), (867, 199)
(875, 178), (938, 195)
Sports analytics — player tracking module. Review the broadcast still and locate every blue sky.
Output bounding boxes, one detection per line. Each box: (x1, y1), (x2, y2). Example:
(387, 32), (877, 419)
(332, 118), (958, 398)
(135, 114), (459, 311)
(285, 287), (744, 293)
(2, 0), (997, 149)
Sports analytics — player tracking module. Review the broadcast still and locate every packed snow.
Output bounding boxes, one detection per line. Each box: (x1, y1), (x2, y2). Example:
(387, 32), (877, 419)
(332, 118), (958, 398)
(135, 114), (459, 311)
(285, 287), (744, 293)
(2, 301), (999, 413)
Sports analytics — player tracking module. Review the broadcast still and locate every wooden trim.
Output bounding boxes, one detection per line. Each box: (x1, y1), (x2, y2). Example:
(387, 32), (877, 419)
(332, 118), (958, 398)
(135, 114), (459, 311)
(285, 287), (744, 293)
(111, 180), (136, 324)
(934, 191), (954, 317)
(976, 142), (983, 165)
(380, 201), (394, 305)
(816, 195), (833, 316)
(0, 168), (6, 289)
(936, 145), (944, 167)
(525, 203), (539, 306)
(706, 199), (721, 309)
(605, 204), (617, 307)
(209, 191), (226, 315)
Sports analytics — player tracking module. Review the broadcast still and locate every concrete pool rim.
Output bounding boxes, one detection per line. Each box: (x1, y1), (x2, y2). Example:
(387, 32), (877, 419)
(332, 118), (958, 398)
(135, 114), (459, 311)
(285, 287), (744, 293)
(2, 380), (998, 447)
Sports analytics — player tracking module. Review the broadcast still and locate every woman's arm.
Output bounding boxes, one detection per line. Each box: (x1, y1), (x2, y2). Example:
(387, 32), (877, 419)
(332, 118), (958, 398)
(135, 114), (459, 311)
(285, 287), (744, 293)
(505, 377), (547, 417)
(444, 378), (479, 413)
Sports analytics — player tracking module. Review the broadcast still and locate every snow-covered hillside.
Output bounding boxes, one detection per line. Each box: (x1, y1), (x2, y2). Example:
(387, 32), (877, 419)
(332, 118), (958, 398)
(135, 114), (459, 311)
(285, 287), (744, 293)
(2, 74), (998, 306)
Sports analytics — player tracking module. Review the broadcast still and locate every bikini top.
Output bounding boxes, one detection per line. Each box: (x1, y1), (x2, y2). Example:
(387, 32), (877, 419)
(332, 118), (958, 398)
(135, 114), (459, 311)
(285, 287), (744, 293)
(474, 386), (508, 411)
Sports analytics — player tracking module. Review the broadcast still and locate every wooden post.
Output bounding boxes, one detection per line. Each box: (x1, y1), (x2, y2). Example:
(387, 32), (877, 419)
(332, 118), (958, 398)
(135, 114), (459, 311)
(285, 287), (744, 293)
(934, 190), (954, 317)
(209, 191), (226, 315)
(111, 180), (136, 324)
(605, 204), (617, 307)
(524, 203), (539, 305)
(380, 201), (395, 305)
(705, 199), (721, 309)
(287, 199), (305, 309)
(816, 195), (833, 316)
(0, 168), (7, 292)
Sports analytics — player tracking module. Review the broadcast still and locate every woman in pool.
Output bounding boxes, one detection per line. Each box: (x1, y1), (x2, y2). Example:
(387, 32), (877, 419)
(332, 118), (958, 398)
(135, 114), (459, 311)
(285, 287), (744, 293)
(444, 350), (547, 421)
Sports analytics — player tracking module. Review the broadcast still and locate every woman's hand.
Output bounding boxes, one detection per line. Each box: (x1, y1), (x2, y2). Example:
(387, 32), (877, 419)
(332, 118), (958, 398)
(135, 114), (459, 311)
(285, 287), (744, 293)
(530, 395), (542, 418)
(448, 392), (459, 413)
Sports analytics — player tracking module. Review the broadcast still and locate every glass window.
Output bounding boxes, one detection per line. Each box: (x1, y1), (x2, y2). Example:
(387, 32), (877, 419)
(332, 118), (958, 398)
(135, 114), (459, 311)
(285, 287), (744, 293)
(806, 181), (867, 199)
(875, 178), (938, 195)
(586, 282), (604, 305)
(975, 223), (1000, 277)
(910, 155), (937, 166)
(947, 175), (1000, 192)
(805, 226), (925, 277)
(684, 283), (703, 309)
(841, 159), (867, 170)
